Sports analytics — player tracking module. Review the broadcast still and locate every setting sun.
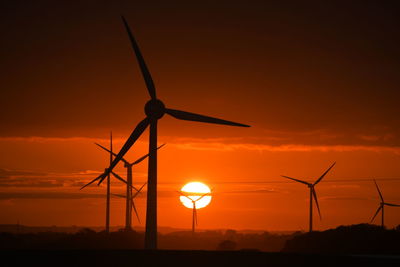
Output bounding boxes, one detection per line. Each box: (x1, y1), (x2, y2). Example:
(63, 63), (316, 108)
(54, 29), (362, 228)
(179, 182), (212, 209)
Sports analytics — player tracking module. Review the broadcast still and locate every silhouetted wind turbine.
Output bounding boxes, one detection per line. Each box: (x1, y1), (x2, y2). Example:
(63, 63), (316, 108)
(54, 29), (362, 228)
(281, 162), (336, 232)
(112, 182), (147, 226)
(80, 132), (131, 232)
(178, 191), (211, 234)
(93, 16), (250, 249)
(94, 142), (165, 230)
(370, 179), (400, 228)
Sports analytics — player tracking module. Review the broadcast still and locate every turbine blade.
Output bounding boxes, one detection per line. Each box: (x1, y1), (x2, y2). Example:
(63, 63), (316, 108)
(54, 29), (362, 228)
(130, 153), (149, 166)
(132, 182), (147, 199)
(95, 142), (130, 165)
(131, 143), (166, 166)
(98, 117), (150, 185)
(111, 171), (127, 184)
(131, 199), (141, 224)
(111, 193), (127, 198)
(177, 190), (194, 201)
(312, 188), (322, 220)
(314, 162), (336, 185)
(80, 173), (104, 190)
(281, 175), (310, 186)
(110, 131), (113, 163)
(121, 16), (156, 99)
(111, 172), (140, 192)
(165, 108), (250, 127)
(384, 203), (400, 207)
(370, 205), (382, 223)
(374, 179), (384, 202)
(196, 192), (211, 202)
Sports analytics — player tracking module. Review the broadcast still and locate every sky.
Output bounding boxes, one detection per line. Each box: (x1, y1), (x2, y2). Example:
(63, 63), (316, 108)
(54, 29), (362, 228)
(1, 0), (400, 231)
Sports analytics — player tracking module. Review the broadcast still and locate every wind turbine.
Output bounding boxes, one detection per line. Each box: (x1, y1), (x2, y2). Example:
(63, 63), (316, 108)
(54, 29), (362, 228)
(281, 162), (336, 232)
(93, 16), (250, 249)
(178, 191), (211, 234)
(94, 142), (165, 230)
(370, 179), (400, 228)
(80, 132), (131, 232)
(112, 182), (147, 227)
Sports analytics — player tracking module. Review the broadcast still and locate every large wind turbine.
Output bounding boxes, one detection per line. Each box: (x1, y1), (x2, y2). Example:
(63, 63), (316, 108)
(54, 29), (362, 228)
(112, 182), (147, 227)
(370, 179), (400, 228)
(94, 142), (164, 230)
(94, 16), (250, 249)
(281, 162), (336, 232)
(178, 191), (211, 234)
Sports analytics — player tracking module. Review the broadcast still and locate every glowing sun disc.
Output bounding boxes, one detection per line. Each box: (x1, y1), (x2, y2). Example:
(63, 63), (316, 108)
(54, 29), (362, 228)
(179, 182), (212, 209)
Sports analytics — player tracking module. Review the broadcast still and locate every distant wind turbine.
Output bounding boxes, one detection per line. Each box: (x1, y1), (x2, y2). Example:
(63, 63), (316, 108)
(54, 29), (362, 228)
(178, 191), (211, 234)
(93, 16), (250, 249)
(80, 132), (130, 232)
(370, 179), (400, 228)
(93, 142), (165, 230)
(281, 162), (336, 232)
(112, 182), (147, 226)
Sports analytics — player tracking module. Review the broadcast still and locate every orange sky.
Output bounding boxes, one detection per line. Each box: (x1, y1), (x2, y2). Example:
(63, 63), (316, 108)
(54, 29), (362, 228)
(1, 135), (400, 231)
(1, 1), (400, 231)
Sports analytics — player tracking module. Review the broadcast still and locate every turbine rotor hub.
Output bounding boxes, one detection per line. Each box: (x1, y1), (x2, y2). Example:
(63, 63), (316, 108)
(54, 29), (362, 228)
(145, 99), (165, 119)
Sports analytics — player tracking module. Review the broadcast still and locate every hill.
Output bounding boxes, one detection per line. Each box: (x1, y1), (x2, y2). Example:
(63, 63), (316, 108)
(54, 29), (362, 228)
(283, 224), (400, 255)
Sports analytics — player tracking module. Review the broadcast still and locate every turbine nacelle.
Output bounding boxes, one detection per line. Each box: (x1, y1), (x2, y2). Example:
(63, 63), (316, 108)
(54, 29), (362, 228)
(145, 99), (165, 119)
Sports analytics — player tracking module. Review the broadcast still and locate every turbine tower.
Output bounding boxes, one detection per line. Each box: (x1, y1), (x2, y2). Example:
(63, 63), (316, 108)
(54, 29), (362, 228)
(370, 179), (400, 228)
(93, 142), (164, 230)
(178, 191), (211, 234)
(281, 162), (336, 232)
(106, 132), (112, 233)
(93, 16), (250, 249)
(112, 182), (147, 227)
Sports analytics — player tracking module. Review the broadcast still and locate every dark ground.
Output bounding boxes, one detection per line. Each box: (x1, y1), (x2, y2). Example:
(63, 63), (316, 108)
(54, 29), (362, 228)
(0, 249), (399, 267)
(2, 224), (400, 266)
(0, 228), (294, 251)
(283, 224), (400, 254)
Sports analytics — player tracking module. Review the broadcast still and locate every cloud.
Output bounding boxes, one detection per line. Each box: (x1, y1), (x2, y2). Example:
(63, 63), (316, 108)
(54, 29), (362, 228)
(327, 184), (361, 189)
(357, 133), (396, 142)
(358, 135), (381, 142)
(0, 169), (47, 179)
(172, 141), (400, 154)
(0, 168), (64, 187)
(0, 136), (128, 143)
(320, 196), (369, 201)
(0, 168), (109, 188)
(0, 192), (104, 200)
(2, 131), (400, 154)
(221, 189), (279, 195)
(0, 180), (64, 188)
